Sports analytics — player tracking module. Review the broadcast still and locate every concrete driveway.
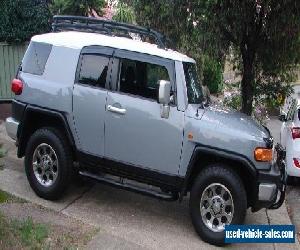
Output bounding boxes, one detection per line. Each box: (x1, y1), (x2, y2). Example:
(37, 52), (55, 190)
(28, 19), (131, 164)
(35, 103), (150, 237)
(0, 120), (298, 250)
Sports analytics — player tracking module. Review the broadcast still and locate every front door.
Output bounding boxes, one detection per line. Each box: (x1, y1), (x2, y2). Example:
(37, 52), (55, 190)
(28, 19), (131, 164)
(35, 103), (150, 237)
(104, 51), (184, 175)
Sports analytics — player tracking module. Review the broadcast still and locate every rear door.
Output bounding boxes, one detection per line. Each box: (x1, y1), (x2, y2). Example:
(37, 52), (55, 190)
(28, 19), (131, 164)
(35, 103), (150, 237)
(73, 46), (114, 157)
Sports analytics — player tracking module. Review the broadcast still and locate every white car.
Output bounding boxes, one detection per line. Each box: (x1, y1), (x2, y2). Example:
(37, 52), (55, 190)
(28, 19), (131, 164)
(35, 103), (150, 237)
(280, 98), (300, 179)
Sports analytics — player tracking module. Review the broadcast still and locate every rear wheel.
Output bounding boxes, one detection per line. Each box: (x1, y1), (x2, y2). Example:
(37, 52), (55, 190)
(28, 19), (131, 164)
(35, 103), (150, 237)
(189, 164), (247, 246)
(25, 128), (72, 200)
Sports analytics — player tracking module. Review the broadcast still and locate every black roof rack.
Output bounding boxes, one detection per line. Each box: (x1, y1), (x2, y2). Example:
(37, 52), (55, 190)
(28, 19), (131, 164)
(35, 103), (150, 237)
(52, 15), (167, 49)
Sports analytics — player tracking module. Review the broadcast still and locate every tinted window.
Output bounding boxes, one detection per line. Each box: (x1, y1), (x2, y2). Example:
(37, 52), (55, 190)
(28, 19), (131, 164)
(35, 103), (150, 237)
(119, 58), (170, 100)
(22, 42), (52, 75)
(78, 54), (110, 88)
(183, 62), (204, 104)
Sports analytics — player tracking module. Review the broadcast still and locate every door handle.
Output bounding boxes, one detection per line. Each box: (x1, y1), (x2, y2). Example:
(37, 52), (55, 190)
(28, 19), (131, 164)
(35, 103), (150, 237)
(107, 105), (126, 115)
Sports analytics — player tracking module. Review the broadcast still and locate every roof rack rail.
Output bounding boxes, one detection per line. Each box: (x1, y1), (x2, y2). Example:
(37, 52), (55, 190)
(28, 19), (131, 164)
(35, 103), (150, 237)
(52, 15), (167, 49)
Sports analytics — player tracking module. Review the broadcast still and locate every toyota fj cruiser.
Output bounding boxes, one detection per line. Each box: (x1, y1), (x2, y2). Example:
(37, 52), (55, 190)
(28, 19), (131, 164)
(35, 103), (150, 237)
(5, 16), (286, 246)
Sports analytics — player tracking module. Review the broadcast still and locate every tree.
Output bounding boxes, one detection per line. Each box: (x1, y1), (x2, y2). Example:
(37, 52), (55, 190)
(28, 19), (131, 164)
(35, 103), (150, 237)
(50, 0), (106, 16)
(126, 0), (300, 115)
(0, 0), (51, 43)
(123, 0), (227, 98)
(113, 2), (135, 24)
(195, 0), (300, 114)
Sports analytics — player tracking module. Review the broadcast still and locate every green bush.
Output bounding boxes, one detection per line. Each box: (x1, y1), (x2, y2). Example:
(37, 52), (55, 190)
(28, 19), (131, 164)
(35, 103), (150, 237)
(0, 0), (51, 43)
(203, 56), (223, 94)
(50, 0), (105, 16)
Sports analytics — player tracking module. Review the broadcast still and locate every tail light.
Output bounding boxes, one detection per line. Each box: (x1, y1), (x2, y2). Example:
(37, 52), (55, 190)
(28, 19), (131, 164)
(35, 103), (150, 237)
(291, 127), (300, 140)
(11, 78), (23, 95)
(293, 158), (300, 168)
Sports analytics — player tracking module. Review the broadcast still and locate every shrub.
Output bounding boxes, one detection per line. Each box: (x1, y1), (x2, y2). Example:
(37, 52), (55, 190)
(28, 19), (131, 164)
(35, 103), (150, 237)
(0, 0), (51, 43)
(203, 56), (223, 94)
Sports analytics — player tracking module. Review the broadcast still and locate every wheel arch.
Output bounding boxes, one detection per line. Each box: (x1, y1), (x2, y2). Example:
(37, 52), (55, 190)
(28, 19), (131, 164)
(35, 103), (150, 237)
(17, 105), (76, 158)
(180, 145), (258, 207)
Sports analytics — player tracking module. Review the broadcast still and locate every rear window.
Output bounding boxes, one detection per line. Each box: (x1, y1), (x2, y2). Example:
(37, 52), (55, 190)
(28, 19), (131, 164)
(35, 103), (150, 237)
(22, 41), (52, 75)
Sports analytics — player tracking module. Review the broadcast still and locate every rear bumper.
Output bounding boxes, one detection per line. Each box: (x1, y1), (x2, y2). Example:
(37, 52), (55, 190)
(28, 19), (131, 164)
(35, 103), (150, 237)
(5, 117), (19, 141)
(252, 144), (286, 212)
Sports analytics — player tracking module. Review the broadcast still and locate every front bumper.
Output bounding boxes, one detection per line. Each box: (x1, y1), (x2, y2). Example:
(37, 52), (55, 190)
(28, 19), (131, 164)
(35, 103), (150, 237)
(5, 117), (19, 141)
(252, 144), (286, 212)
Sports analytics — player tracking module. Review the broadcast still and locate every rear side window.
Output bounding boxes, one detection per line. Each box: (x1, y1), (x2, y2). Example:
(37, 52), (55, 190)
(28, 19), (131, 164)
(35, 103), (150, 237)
(78, 54), (110, 88)
(22, 42), (52, 75)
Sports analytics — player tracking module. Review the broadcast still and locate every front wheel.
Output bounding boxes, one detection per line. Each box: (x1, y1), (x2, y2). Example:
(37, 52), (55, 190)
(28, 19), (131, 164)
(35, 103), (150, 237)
(189, 164), (247, 246)
(25, 128), (72, 200)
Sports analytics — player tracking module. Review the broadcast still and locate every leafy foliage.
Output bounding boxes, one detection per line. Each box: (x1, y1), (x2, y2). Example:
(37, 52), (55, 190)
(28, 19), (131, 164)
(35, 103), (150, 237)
(203, 56), (223, 94)
(126, 0), (300, 114)
(0, 0), (51, 43)
(50, 0), (106, 16)
(113, 2), (135, 23)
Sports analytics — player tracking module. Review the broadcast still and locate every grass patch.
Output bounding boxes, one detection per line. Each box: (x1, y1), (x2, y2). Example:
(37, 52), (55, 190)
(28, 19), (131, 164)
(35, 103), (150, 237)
(0, 190), (13, 203)
(0, 190), (25, 204)
(0, 214), (49, 250)
(0, 145), (6, 158)
(11, 217), (49, 248)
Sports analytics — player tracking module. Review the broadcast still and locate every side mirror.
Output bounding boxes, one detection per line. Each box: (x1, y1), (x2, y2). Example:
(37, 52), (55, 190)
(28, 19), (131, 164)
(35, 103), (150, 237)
(158, 80), (171, 105)
(279, 114), (287, 122)
(158, 80), (171, 119)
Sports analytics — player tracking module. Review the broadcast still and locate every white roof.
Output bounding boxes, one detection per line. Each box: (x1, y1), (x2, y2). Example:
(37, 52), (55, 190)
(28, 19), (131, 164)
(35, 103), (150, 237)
(32, 31), (195, 63)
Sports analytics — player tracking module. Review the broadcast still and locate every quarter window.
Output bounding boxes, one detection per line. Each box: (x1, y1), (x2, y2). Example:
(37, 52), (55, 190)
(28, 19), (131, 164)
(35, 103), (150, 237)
(22, 42), (52, 75)
(119, 58), (170, 100)
(78, 54), (110, 88)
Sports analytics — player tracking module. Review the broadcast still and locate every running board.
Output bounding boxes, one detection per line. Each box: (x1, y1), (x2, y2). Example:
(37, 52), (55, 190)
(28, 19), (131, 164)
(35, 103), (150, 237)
(79, 171), (178, 201)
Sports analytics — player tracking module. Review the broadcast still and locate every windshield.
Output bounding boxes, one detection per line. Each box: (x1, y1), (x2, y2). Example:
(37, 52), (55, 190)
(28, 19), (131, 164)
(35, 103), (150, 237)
(183, 62), (204, 104)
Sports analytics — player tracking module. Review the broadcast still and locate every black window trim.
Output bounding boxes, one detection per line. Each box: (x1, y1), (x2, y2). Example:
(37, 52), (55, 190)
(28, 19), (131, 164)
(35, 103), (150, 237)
(75, 46), (115, 90)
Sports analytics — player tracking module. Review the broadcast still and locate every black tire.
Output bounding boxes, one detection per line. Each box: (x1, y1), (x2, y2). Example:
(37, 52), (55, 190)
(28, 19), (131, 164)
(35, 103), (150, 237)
(189, 164), (247, 246)
(25, 127), (72, 200)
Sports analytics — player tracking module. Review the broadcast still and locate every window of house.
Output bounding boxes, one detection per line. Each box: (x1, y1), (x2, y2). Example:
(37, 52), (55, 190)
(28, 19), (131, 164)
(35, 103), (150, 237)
(78, 54), (110, 88)
(119, 58), (170, 100)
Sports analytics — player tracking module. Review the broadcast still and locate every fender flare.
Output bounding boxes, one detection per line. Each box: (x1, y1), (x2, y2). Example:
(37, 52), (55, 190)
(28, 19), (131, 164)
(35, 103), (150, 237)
(179, 145), (257, 201)
(17, 105), (75, 157)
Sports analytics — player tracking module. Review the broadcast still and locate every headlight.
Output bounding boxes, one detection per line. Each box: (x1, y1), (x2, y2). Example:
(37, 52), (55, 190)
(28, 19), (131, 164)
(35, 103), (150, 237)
(254, 148), (273, 162)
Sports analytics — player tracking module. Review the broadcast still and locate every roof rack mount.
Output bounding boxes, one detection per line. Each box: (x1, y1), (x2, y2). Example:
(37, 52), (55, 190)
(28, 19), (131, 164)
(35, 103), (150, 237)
(52, 15), (167, 49)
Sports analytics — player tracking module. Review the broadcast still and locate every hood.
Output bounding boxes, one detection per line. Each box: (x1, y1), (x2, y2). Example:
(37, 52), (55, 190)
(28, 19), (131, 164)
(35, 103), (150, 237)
(185, 104), (270, 140)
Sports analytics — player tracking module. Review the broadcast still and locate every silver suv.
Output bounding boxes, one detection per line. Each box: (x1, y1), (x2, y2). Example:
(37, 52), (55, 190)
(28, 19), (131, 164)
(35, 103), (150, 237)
(5, 16), (285, 246)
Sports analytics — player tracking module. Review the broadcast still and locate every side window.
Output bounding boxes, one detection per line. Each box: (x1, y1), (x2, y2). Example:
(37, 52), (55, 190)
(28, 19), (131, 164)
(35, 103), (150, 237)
(22, 42), (52, 75)
(78, 54), (110, 88)
(119, 58), (170, 100)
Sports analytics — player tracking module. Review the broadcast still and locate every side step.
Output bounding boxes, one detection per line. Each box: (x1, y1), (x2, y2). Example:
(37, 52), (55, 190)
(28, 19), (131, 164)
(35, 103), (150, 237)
(79, 171), (178, 201)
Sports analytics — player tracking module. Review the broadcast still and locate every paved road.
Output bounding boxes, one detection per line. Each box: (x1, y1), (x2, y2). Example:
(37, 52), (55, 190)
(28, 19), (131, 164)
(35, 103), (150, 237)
(0, 119), (298, 249)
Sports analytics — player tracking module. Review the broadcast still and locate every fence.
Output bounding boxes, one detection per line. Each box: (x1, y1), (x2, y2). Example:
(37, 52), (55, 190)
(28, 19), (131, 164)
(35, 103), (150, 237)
(0, 43), (27, 101)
